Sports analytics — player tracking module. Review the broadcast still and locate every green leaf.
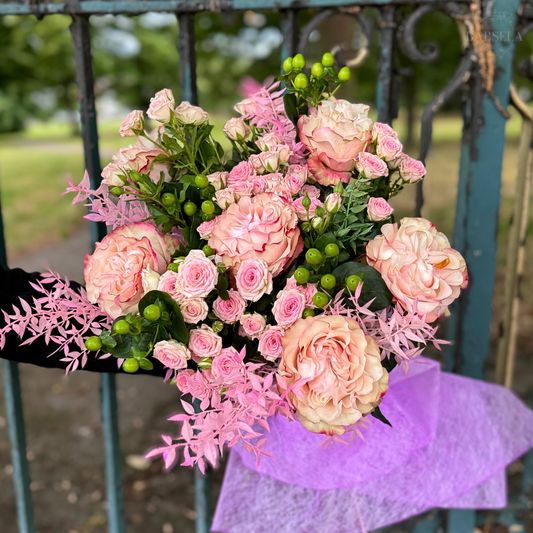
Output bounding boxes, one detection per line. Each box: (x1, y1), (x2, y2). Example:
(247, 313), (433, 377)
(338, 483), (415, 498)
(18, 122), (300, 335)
(215, 274), (230, 301)
(138, 290), (189, 344)
(370, 406), (392, 427)
(107, 331), (153, 359)
(283, 92), (299, 125)
(182, 214), (202, 249)
(100, 329), (117, 349)
(139, 358), (154, 371)
(315, 232), (337, 252)
(331, 262), (393, 311)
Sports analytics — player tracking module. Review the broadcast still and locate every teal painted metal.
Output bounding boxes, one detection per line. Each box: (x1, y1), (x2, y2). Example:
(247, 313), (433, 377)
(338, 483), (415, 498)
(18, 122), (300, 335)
(101, 373), (125, 533)
(447, 509), (476, 533)
(280, 9), (299, 61)
(3, 361), (36, 533)
(375, 6), (396, 124)
(446, 0), (520, 379)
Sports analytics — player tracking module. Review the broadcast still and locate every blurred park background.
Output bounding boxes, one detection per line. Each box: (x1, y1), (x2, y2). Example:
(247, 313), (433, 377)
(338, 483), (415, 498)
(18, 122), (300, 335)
(0, 8), (533, 532)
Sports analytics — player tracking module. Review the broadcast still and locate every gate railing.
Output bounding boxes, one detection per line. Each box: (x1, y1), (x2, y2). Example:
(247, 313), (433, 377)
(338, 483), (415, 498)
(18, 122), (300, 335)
(0, 1), (531, 532)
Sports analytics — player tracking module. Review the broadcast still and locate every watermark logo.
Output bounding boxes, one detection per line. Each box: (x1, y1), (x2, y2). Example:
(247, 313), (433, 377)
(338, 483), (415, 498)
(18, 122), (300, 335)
(468, 11), (522, 57)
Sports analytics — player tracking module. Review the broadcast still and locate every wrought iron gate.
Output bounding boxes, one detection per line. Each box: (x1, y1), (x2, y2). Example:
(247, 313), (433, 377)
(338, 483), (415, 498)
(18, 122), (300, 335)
(0, 1), (531, 532)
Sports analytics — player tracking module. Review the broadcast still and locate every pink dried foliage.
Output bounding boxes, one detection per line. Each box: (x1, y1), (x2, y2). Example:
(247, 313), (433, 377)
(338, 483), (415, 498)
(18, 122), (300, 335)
(0, 271), (112, 373)
(146, 347), (300, 473)
(66, 171), (151, 229)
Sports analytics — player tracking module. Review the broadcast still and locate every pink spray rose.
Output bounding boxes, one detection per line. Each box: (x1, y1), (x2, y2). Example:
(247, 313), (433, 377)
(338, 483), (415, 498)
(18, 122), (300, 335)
(208, 192), (302, 276)
(299, 185), (321, 198)
(84, 223), (170, 319)
(223, 117), (250, 141)
(228, 161), (254, 185)
(235, 258), (273, 302)
(214, 189), (236, 210)
(176, 369), (195, 394)
(258, 150), (281, 174)
(279, 315), (388, 435)
(212, 290), (246, 324)
(211, 347), (241, 383)
(355, 152), (389, 179)
(176, 250), (218, 298)
(147, 89), (175, 123)
(367, 197), (394, 222)
(239, 313), (267, 339)
(207, 171), (228, 191)
(272, 289), (306, 327)
(325, 193), (342, 214)
(256, 133), (282, 151)
(158, 270), (185, 303)
(229, 180), (254, 199)
(258, 326), (285, 362)
(180, 298), (209, 324)
(366, 217), (468, 322)
(234, 97), (257, 116)
(249, 174), (267, 195)
(188, 325), (222, 361)
(292, 196), (324, 221)
(371, 122), (398, 142)
(285, 276), (318, 307)
(284, 174), (304, 196)
(399, 156), (426, 183)
(197, 218), (217, 240)
(376, 135), (403, 161)
(153, 340), (190, 370)
(299, 100), (372, 184)
(120, 110), (144, 137)
(174, 101), (209, 125)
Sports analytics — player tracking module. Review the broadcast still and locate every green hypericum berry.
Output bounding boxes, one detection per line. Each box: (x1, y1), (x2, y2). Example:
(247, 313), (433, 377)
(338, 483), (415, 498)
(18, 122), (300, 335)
(283, 56), (293, 73)
(123, 358), (140, 373)
(197, 357), (212, 370)
(293, 73), (309, 89)
(113, 320), (130, 335)
(184, 202), (198, 216)
(322, 52), (335, 67)
(292, 53), (305, 69)
(201, 201), (215, 215)
(324, 243), (340, 258)
(195, 174), (209, 189)
(161, 193), (176, 207)
(167, 262), (179, 273)
(212, 321), (224, 333)
(143, 304), (161, 322)
(321, 274), (336, 290)
(305, 248), (322, 265)
(202, 244), (215, 256)
(294, 267), (310, 284)
(85, 336), (103, 352)
(311, 62), (324, 77)
(338, 66), (351, 82)
(346, 274), (362, 292)
(312, 292), (330, 309)
(302, 308), (316, 318)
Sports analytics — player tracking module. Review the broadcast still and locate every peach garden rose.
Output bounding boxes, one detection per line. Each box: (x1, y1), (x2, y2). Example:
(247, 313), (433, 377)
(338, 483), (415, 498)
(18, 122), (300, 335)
(279, 315), (388, 436)
(84, 222), (171, 319)
(366, 217), (468, 322)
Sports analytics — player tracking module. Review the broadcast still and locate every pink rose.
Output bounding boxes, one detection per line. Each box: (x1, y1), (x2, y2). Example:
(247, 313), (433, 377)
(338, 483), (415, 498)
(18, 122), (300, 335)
(158, 270), (185, 302)
(272, 289), (306, 327)
(153, 340), (190, 369)
(141, 267), (161, 293)
(366, 217), (468, 322)
(103, 136), (171, 186)
(288, 164), (308, 183)
(371, 122), (397, 142)
(239, 313), (267, 339)
(212, 290), (246, 324)
(399, 156), (426, 183)
(234, 97), (257, 116)
(147, 89), (175, 123)
(176, 369), (195, 393)
(249, 174), (267, 195)
(256, 133), (282, 151)
(207, 171), (228, 191)
(235, 258), (272, 302)
(224, 117), (250, 141)
(376, 135), (403, 162)
(284, 276), (318, 307)
(214, 188), (236, 210)
(174, 101), (209, 125)
(228, 161), (254, 185)
(284, 174), (304, 196)
(176, 250), (218, 298)
(308, 153), (351, 186)
(324, 193), (342, 214)
(248, 154), (265, 174)
(273, 144), (292, 165)
(270, 182), (292, 202)
(229, 180), (254, 199)
(258, 151), (280, 174)
(355, 152), (389, 180)
(264, 173), (283, 190)
(299, 185), (321, 198)
(211, 347), (241, 383)
(180, 298), (209, 324)
(84, 223), (170, 319)
(188, 325), (222, 362)
(389, 153), (407, 170)
(292, 196), (324, 221)
(120, 110), (144, 137)
(197, 218), (217, 240)
(298, 99), (372, 180)
(208, 193), (302, 276)
(280, 315), (388, 435)
(367, 197), (394, 222)
(258, 326), (285, 362)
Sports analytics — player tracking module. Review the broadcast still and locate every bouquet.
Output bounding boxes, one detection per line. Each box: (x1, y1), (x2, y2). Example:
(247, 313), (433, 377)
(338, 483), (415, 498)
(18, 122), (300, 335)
(0, 52), (468, 473)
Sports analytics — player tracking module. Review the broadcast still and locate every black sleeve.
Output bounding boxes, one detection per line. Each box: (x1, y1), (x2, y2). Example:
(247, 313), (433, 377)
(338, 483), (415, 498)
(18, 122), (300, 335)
(0, 264), (167, 377)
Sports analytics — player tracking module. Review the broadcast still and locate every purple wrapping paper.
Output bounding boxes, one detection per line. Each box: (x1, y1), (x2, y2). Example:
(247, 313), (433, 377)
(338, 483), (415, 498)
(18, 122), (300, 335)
(212, 358), (533, 533)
